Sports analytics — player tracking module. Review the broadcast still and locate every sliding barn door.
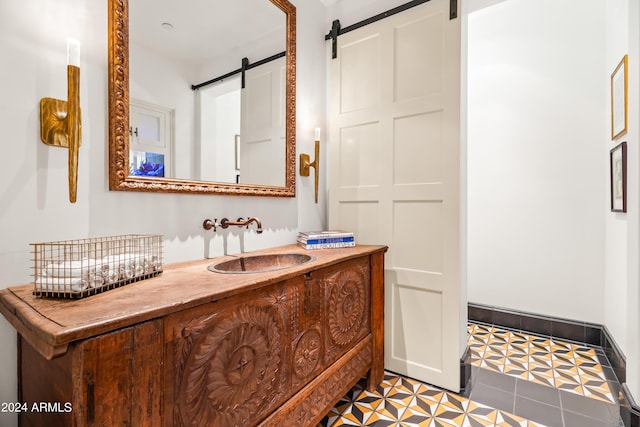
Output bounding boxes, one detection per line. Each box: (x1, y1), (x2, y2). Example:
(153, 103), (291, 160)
(328, 0), (463, 391)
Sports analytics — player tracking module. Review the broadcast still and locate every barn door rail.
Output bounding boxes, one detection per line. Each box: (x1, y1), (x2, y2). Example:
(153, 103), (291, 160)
(191, 51), (286, 91)
(325, 0), (457, 59)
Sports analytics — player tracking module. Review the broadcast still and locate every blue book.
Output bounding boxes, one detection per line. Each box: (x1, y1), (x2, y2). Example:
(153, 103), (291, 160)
(300, 236), (355, 244)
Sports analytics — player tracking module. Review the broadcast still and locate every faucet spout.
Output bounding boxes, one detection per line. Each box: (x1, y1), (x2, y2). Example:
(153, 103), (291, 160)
(248, 217), (263, 234)
(219, 217), (263, 234)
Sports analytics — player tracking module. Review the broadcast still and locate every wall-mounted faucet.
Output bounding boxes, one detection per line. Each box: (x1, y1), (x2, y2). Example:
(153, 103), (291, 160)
(203, 217), (263, 234)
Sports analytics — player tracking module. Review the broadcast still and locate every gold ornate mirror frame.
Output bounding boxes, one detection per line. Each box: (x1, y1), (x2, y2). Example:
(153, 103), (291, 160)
(108, 0), (296, 196)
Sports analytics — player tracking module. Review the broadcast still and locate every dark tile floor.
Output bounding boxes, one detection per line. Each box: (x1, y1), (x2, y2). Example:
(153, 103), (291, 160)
(319, 323), (624, 427)
(466, 364), (621, 427)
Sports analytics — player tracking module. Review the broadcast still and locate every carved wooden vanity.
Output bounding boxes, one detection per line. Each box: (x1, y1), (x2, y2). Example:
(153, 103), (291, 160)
(0, 244), (386, 427)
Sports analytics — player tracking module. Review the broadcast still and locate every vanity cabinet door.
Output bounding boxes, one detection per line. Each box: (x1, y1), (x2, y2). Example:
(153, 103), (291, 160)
(18, 319), (163, 427)
(289, 273), (324, 391)
(289, 257), (370, 389)
(73, 319), (164, 427)
(317, 258), (371, 365)
(164, 281), (294, 427)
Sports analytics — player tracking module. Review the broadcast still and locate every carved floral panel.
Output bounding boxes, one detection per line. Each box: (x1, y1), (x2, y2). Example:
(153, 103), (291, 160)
(172, 292), (289, 427)
(323, 261), (371, 363)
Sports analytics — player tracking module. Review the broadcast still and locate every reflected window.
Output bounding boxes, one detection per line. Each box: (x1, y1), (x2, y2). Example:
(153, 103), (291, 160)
(130, 99), (173, 177)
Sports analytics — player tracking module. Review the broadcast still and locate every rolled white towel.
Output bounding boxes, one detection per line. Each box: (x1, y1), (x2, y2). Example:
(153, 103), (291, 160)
(102, 268), (120, 285)
(87, 275), (104, 289)
(101, 254), (141, 275)
(119, 264), (134, 280)
(133, 264), (145, 277)
(98, 263), (116, 285)
(102, 254), (132, 265)
(35, 277), (89, 293)
(44, 259), (98, 278)
(140, 258), (151, 274)
(102, 254), (129, 264)
(149, 255), (161, 272)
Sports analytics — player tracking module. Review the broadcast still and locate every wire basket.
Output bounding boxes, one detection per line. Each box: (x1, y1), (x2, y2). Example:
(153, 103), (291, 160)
(31, 234), (163, 299)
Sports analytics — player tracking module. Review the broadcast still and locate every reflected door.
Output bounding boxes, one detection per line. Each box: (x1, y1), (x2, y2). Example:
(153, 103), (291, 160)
(240, 56), (286, 186)
(197, 78), (242, 183)
(328, 0), (463, 391)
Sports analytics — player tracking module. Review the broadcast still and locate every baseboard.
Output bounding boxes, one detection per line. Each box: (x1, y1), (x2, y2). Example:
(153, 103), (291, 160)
(468, 302), (602, 344)
(468, 303), (625, 380)
(621, 383), (640, 427)
(468, 302), (639, 427)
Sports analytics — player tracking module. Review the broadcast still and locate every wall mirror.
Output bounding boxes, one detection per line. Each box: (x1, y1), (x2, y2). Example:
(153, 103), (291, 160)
(108, 0), (296, 196)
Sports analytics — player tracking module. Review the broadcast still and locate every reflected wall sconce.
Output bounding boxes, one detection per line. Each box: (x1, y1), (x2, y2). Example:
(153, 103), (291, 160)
(300, 128), (320, 203)
(40, 38), (82, 203)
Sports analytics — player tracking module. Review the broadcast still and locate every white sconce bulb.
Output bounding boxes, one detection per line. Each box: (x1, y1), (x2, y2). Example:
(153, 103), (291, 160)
(67, 38), (81, 67)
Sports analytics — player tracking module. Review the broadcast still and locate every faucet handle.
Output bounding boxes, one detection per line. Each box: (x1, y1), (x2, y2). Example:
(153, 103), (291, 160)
(203, 218), (219, 231)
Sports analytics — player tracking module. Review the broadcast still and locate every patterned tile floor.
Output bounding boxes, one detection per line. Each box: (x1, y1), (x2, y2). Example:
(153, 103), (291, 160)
(319, 323), (623, 427)
(467, 323), (614, 404)
(320, 372), (541, 426)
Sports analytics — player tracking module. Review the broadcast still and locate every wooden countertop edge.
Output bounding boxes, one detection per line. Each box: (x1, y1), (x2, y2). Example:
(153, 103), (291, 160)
(0, 244), (388, 360)
(0, 289), (68, 359)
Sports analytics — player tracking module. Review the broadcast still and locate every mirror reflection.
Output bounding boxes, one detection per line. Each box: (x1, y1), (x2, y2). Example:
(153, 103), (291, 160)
(129, 0), (286, 186)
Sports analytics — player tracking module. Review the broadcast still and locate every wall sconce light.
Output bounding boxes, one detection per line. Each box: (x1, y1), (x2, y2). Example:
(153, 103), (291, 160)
(40, 38), (82, 203)
(300, 128), (320, 203)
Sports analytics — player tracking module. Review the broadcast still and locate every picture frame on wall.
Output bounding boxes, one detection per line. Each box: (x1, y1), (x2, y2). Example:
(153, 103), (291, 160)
(610, 141), (627, 212)
(611, 55), (628, 140)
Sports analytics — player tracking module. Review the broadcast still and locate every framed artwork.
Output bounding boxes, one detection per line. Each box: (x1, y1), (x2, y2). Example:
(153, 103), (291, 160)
(610, 141), (627, 212)
(611, 55), (628, 140)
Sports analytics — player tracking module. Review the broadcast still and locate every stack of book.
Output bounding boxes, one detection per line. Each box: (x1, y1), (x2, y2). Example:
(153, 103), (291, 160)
(297, 230), (355, 250)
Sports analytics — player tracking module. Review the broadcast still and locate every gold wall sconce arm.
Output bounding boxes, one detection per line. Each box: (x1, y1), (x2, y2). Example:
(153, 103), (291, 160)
(300, 129), (320, 203)
(40, 40), (82, 203)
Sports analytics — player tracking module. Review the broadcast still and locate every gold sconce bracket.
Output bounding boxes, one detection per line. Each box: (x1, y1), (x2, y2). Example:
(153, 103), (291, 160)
(40, 98), (82, 148)
(40, 65), (82, 203)
(299, 140), (320, 203)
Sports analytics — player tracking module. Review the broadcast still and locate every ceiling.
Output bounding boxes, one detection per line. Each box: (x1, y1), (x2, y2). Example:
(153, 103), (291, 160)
(130, 0), (286, 69)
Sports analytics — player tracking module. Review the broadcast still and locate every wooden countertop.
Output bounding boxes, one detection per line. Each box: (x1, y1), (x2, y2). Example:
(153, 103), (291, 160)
(0, 244), (386, 360)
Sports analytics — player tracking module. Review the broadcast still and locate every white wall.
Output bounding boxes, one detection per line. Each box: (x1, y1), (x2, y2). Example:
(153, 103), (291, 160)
(467, 0), (607, 323)
(626, 0), (640, 405)
(0, 0), (327, 425)
(605, 0), (640, 403)
(467, 0), (640, 401)
(605, 0), (630, 385)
